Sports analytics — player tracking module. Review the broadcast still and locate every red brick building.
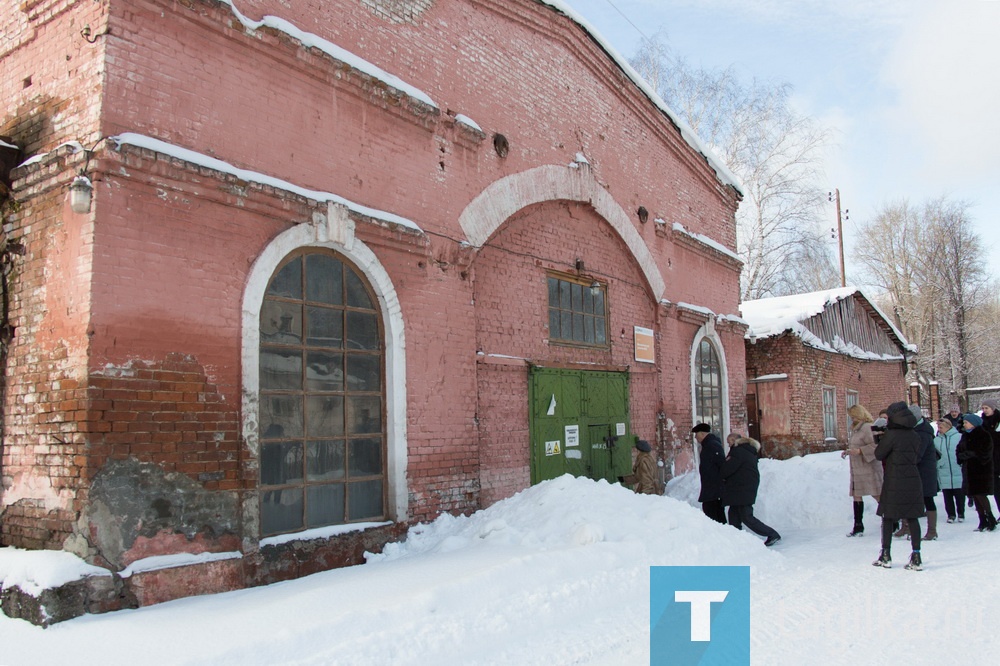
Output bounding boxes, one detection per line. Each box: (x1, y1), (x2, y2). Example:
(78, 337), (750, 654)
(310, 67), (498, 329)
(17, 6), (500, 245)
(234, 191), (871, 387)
(1, 0), (745, 612)
(741, 287), (914, 459)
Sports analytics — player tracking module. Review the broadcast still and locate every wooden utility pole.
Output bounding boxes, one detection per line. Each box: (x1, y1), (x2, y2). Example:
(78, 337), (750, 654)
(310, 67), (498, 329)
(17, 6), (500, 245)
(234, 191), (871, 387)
(830, 189), (846, 287)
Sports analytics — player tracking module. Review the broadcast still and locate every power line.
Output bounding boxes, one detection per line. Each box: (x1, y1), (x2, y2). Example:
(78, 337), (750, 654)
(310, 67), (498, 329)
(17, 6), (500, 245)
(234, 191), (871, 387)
(597, 0), (651, 43)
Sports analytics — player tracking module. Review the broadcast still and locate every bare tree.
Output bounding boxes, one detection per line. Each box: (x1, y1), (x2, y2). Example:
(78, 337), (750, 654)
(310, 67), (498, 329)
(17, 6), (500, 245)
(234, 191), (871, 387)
(853, 198), (992, 406)
(631, 34), (836, 300)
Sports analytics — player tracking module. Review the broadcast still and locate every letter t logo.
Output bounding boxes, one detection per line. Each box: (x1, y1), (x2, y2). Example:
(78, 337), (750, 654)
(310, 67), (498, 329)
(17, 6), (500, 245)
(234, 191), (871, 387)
(674, 590), (729, 641)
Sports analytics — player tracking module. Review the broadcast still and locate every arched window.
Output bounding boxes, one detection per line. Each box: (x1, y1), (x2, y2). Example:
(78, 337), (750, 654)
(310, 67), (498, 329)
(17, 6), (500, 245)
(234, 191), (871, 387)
(694, 338), (724, 434)
(258, 250), (386, 536)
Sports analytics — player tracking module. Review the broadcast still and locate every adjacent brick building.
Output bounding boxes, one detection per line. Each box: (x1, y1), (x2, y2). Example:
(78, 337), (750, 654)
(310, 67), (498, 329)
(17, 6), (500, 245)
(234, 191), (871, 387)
(1, 0), (746, 613)
(741, 287), (914, 459)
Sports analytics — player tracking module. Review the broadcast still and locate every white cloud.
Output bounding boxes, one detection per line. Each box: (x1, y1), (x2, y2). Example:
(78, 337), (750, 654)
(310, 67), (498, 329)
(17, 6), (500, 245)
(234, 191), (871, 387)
(883, 2), (1000, 180)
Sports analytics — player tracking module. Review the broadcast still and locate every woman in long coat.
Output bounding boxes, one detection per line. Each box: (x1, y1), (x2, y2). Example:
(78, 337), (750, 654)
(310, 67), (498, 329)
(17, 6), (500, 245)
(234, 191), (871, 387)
(631, 439), (659, 495)
(873, 401), (924, 570)
(957, 413), (997, 531)
(842, 404), (882, 537)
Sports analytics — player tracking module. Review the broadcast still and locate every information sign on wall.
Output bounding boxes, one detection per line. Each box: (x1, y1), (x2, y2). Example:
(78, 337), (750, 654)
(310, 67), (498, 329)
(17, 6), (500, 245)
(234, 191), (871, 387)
(634, 326), (655, 364)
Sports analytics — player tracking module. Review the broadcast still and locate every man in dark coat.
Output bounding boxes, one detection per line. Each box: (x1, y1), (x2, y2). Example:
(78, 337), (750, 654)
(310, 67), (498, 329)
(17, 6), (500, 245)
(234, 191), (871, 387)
(873, 401), (925, 570)
(694, 423), (726, 524)
(912, 404), (939, 540)
(957, 413), (997, 531)
(721, 437), (781, 546)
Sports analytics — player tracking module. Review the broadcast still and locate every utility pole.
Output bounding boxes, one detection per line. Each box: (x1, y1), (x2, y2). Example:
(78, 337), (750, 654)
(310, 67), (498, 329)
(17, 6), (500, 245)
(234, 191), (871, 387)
(829, 189), (846, 287)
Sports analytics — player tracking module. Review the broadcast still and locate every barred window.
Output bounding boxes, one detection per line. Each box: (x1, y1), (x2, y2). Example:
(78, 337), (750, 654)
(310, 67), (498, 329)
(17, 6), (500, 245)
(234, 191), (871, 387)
(846, 390), (859, 433)
(547, 274), (607, 346)
(823, 387), (838, 440)
(694, 339), (724, 434)
(258, 251), (385, 537)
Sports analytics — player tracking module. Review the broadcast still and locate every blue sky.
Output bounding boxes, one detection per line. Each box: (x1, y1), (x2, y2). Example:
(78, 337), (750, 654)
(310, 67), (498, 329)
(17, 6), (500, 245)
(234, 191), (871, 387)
(562, 0), (1000, 281)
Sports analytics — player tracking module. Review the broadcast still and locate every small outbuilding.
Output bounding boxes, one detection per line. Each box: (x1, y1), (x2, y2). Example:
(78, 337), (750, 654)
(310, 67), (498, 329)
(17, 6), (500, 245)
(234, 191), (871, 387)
(741, 287), (914, 458)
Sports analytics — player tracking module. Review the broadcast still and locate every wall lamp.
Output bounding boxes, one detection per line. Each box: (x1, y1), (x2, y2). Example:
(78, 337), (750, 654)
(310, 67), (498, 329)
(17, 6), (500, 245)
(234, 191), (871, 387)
(589, 280), (601, 297)
(67, 137), (107, 214)
(69, 175), (93, 214)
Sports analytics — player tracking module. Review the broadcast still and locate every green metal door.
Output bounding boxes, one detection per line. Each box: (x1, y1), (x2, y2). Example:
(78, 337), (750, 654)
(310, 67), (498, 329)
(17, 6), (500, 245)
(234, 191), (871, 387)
(528, 367), (632, 485)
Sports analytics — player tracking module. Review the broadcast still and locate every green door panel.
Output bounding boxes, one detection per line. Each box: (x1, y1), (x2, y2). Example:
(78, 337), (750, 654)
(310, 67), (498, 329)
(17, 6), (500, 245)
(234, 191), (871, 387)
(529, 367), (631, 485)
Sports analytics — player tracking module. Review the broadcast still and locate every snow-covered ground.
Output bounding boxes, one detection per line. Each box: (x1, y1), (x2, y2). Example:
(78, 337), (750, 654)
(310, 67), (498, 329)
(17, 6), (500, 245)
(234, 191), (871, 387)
(2, 451), (997, 665)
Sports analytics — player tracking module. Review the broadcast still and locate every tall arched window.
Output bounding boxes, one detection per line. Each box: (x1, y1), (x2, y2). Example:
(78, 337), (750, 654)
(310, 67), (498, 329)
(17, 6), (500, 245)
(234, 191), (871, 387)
(694, 338), (724, 434)
(258, 250), (386, 536)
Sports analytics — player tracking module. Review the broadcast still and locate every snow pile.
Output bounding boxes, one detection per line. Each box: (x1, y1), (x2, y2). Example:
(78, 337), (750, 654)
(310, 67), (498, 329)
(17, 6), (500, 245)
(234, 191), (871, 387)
(371, 474), (781, 570)
(666, 450), (861, 530)
(0, 549), (110, 597)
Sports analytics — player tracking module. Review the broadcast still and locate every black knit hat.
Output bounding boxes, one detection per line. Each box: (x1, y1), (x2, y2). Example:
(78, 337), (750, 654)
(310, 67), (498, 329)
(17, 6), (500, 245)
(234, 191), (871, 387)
(635, 439), (652, 452)
(691, 423), (711, 433)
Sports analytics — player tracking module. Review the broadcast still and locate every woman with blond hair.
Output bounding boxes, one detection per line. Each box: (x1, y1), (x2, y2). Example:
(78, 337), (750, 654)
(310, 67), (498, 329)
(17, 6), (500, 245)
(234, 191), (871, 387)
(842, 403), (883, 537)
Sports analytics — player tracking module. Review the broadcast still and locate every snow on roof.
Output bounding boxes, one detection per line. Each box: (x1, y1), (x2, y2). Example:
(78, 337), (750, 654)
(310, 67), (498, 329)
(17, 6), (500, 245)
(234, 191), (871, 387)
(671, 221), (742, 264)
(111, 133), (424, 233)
(0, 138), (18, 150)
(454, 114), (483, 133)
(221, 0), (437, 109)
(740, 286), (914, 360)
(15, 140), (85, 169)
(538, 1), (742, 193)
(741, 287), (859, 338)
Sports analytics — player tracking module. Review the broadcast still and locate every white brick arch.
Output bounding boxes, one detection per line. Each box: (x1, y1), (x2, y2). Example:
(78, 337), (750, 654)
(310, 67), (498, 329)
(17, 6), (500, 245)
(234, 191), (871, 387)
(458, 165), (665, 300)
(690, 320), (730, 442)
(240, 215), (408, 542)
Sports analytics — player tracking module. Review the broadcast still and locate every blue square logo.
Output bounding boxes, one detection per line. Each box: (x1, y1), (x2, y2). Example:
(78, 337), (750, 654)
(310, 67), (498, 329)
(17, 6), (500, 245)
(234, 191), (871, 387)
(650, 566), (750, 666)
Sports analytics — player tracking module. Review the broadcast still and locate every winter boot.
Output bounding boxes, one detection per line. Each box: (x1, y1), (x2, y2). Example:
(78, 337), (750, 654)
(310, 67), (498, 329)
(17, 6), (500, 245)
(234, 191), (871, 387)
(893, 521), (909, 538)
(905, 551), (922, 571)
(847, 501), (864, 537)
(923, 510), (938, 540)
(872, 549), (891, 568)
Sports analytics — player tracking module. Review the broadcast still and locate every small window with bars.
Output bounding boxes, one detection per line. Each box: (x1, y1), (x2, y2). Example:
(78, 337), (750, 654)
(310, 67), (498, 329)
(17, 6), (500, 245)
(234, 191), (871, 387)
(846, 390), (859, 433)
(547, 273), (607, 346)
(823, 386), (838, 440)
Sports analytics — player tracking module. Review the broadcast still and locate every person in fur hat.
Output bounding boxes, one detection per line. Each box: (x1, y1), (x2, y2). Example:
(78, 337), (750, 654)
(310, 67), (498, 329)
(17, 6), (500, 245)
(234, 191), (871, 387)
(721, 436), (781, 547)
(957, 412), (997, 531)
(693, 423), (726, 524)
(979, 399), (1000, 515)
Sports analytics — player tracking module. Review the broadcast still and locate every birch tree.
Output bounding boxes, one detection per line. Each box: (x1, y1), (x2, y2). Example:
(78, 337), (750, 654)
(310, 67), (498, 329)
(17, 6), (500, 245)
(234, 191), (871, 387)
(631, 34), (836, 300)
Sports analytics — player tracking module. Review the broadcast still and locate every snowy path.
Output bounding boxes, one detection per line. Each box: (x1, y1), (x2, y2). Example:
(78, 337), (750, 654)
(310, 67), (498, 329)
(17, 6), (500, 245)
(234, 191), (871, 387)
(755, 522), (997, 665)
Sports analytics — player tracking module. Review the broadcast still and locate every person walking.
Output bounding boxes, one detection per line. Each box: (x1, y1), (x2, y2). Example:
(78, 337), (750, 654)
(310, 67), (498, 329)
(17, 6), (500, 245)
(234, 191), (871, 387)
(629, 439), (660, 495)
(957, 413), (997, 532)
(842, 404), (882, 537)
(721, 436), (781, 546)
(693, 423), (726, 524)
(934, 417), (965, 523)
(872, 401), (925, 571)
(979, 399), (1000, 517)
